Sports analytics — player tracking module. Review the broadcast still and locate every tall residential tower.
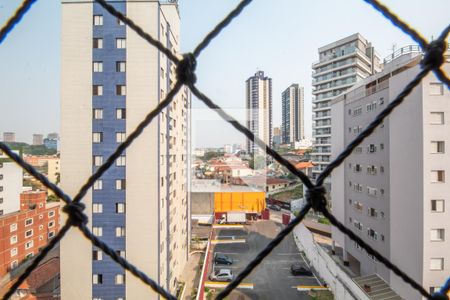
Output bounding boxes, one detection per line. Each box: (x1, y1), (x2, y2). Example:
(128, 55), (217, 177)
(246, 71), (272, 155)
(281, 84), (304, 144)
(331, 49), (450, 299)
(311, 33), (381, 178)
(60, 1), (190, 299)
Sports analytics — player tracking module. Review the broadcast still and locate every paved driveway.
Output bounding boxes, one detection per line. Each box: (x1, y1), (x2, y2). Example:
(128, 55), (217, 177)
(210, 221), (322, 299)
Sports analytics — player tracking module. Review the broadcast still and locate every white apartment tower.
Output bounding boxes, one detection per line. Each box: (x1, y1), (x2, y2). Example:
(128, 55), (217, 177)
(60, 1), (191, 299)
(312, 33), (381, 178)
(246, 71), (273, 155)
(331, 48), (450, 299)
(281, 84), (304, 144)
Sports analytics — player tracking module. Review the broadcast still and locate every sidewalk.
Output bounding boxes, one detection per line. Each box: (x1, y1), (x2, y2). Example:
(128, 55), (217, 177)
(180, 251), (203, 300)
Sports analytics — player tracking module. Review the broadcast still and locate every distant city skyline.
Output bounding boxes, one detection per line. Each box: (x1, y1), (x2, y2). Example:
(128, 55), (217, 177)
(1, 0), (450, 146)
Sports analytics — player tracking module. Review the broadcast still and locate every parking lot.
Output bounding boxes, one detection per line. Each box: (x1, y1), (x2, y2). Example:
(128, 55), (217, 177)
(207, 221), (323, 299)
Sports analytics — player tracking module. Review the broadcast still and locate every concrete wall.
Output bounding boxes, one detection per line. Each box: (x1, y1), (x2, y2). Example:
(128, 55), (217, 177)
(294, 224), (370, 300)
(191, 192), (214, 215)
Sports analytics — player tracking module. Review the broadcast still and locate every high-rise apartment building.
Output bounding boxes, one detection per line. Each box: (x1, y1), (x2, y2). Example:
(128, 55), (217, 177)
(3, 132), (15, 143)
(246, 71), (272, 155)
(312, 33), (381, 178)
(281, 84), (304, 144)
(60, 1), (190, 299)
(331, 49), (450, 299)
(33, 134), (44, 146)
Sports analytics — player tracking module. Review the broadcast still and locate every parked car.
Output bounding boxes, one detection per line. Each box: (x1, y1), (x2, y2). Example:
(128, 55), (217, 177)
(209, 269), (233, 282)
(268, 204), (281, 211)
(290, 263), (313, 276)
(214, 253), (233, 265)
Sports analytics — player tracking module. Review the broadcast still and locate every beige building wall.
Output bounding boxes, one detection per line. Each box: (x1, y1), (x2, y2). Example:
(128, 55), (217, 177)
(60, 1), (93, 299)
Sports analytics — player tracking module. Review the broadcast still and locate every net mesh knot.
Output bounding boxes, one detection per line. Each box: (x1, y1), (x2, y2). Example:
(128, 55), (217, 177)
(63, 202), (88, 227)
(422, 39), (446, 69)
(305, 185), (327, 212)
(176, 53), (197, 85)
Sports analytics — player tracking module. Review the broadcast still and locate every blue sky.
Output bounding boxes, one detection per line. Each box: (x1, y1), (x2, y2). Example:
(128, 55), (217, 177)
(1, 0), (449, 147)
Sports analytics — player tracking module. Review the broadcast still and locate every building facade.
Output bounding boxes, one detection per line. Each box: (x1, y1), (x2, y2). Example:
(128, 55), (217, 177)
(32, 134), (44, 146)
(331, 50), (450, 299)
(246, 71), (272, 155)
(272, 126), (281, 147)
(0, 150), (22, 216)
(312, 33), (381, 178)
(3, 133), (15, 143)
(0, 191), (60, 278)
(60, 1), (190, 299)
(281, 84), (304, 144)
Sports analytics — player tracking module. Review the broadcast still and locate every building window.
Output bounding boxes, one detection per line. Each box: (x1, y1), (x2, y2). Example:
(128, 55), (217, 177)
(93, 61), (103, 72)
(431, 199), (445, 212)
(10, 261), (18, 269)
(431, 170), (445, 183)
(39, 225), (43, 230)
(0, 198), (3, 203)
(115, 227), (125, 237)
(431, 229), (445, 241)
(93, 15), (103, 26)
(48, 221), (55, 228)
(367, 228), (378, 240)
(25, 229), (33, 238)
(93, 109), (103, 120)
(115, 179), (126, 190)
(93, 274), (103, 284)
(25, 253), (33, 259)
(116, 85), (126, 96)
(48, 231), (55, 238)
(25, 218), (33, 226)
(116, 38), (126, 49)
(116, 250), (125, 258)
(93, 132), (103, 143)
(116, 61), (126, 72)
(25, 240), (33, 250)
(48, 210), (55, 218)
(115, 274), (125, 285)
(93, 203), (103, 213)
(116, 132), (126, 143)
(10, 248), (17, 257)
(368, 207), (378, 217)
(431, 141), (445, 154)
(93, 250), (103, 261)
(116, 108), (126, 119)
(116, 203), (125, 213)
(93, 155), (103, 166)
(430, 83), (444, 95)
(10, 223), (17, 232)
(430, 258), (444, 270)
(93, 180), (103, 190)
(117, 17), (125, 25)
(430, 112), (445, 125)
(116, 156), (126, 166)
(93, 227), (103, 237)
(93, 38), (103, 49)
(93, 85), (103, 96)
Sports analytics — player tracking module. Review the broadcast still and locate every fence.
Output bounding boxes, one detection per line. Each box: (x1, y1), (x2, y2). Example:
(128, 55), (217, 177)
(293, 223), (370, 300)
(0, 0), (449, 299)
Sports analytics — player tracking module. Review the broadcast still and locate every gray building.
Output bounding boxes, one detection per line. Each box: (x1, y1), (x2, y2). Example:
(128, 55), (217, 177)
(3, 132), (15, 143)
(281, 84), (304, 144)
(33, 134), (44, 145)
(312, 33), (381, 178)
(331, 48), (450, 299)
(246, 71), (273, 155)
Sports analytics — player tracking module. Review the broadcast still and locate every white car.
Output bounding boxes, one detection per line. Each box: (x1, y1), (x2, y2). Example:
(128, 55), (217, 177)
(209, 269), (233, 282)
